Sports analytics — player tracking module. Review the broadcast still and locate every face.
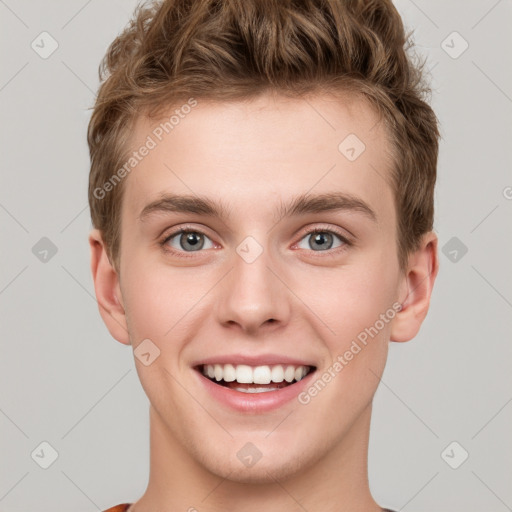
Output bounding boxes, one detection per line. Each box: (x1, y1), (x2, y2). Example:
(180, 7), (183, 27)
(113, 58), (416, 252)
(101, 91), (412, 482)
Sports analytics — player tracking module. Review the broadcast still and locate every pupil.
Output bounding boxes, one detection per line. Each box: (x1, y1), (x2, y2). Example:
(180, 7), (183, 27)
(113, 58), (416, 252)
(312, 232), (332, 250)
(182, 232), (203, 250)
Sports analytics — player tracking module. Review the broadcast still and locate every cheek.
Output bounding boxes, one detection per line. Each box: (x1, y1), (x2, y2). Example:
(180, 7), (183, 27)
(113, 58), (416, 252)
(302, 261), (396, 402)
(123, 262), (209, 340)
(300, 271), (394, 424)
(122, 266), (206, 408)
(302, 260), (398, 343)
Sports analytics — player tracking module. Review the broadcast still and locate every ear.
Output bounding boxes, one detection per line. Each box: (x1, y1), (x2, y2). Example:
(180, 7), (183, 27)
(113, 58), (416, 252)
(88, 229), (130, 345)
(390, 231), (439, 343)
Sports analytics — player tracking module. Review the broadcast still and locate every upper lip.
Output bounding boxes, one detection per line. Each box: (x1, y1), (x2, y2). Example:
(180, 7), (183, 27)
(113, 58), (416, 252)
(192, 354), (317, 368)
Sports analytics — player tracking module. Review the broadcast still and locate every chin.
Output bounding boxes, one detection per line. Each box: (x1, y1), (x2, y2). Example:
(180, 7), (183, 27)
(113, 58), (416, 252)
(195, 440), (315, 484)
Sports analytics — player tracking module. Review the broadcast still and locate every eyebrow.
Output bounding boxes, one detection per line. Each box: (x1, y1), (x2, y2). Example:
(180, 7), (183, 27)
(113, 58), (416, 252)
(139, 192), (377, 223)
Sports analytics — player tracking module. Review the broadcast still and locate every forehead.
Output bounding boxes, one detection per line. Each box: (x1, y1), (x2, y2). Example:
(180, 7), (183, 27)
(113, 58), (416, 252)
(121, 91), (395, 226)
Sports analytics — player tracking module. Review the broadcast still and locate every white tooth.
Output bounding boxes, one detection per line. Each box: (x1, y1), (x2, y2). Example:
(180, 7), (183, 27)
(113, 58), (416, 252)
(253, 366), (272, 384)
(236, 364), (253, 383)
(223, 364), (236, 382)
(214, 364), (223, 381)
(295, 366), (308, 381)
(205, 363), (310, 385)
(284, 365), (295, 383)
(271, 365), (284, 383)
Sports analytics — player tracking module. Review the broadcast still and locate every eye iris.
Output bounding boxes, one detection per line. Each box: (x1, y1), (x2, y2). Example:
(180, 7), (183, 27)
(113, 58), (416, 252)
(310, 232), (332, 251)
(181, 232), (204, 251)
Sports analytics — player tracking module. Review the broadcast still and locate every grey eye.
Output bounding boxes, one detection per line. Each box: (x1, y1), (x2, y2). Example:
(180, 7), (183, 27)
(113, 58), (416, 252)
(296, 231), (344, 251)
(167, 231), (214, 252)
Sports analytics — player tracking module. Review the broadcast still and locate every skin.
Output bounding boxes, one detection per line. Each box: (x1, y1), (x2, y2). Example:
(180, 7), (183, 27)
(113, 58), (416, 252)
(89, 90), (438, 512)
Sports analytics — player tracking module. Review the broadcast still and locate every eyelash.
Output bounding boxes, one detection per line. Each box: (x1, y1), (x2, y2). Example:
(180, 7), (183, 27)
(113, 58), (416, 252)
(159, 224), (352, 259)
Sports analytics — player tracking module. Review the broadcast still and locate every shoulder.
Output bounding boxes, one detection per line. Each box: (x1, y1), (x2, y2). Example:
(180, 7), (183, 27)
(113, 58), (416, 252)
(102, 504), (132, 512)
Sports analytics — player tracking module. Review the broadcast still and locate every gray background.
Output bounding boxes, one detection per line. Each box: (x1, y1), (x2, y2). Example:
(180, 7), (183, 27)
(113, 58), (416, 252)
(1, 1), (511, 511)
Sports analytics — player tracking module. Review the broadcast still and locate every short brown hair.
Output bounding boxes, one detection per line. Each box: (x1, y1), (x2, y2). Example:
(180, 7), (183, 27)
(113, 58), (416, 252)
(88, 0), (440, 273)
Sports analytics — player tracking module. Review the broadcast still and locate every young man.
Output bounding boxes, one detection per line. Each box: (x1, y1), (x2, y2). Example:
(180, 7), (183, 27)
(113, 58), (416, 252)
(87, 0), (439, 510)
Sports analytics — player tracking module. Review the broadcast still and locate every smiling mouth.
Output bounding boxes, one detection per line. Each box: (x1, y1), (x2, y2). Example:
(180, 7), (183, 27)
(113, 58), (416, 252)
(196, 363), (316, 393)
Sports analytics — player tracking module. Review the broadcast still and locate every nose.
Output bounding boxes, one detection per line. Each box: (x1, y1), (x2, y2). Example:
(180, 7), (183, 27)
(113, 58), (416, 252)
(214, 242), (292, 335)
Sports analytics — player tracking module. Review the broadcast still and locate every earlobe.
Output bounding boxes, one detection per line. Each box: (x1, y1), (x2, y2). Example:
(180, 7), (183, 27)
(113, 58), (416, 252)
(89, 229), (130, 345)
(390, 232), (439, 343)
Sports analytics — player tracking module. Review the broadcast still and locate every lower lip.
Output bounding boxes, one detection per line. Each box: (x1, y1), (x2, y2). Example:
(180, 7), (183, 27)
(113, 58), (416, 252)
(194, 369), (316, 413)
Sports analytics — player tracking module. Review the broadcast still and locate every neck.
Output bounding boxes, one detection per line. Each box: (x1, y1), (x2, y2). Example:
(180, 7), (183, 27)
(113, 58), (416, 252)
(132, 404), (382, 512)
